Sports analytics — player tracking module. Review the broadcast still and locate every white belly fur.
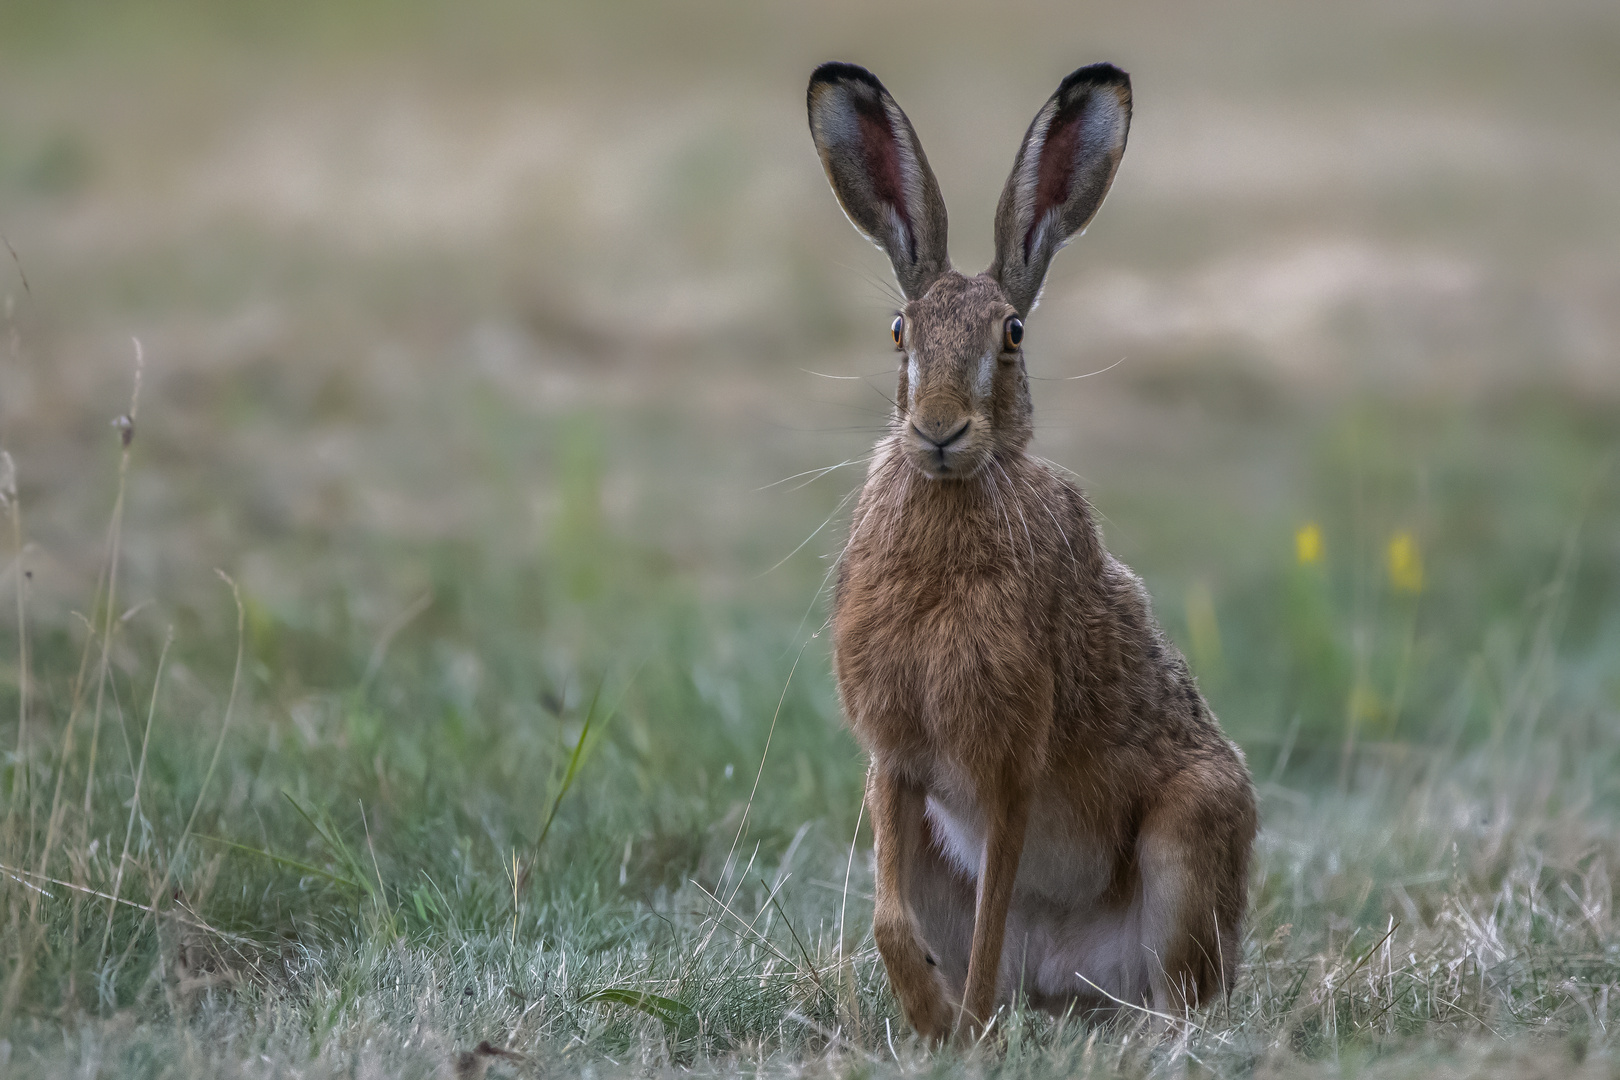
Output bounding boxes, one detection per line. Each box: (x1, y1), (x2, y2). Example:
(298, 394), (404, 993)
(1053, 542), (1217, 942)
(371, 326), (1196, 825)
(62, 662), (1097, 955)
(923, 790), (1153, 1005)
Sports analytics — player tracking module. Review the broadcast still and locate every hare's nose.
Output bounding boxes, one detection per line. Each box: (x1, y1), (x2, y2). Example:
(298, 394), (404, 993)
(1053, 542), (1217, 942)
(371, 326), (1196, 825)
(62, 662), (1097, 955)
(911, 418), (969, 449)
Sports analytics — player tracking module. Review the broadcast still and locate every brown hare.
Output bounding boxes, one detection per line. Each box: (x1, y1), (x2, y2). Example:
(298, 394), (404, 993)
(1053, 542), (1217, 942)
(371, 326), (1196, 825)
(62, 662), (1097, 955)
(807, 61), (1258, 1041)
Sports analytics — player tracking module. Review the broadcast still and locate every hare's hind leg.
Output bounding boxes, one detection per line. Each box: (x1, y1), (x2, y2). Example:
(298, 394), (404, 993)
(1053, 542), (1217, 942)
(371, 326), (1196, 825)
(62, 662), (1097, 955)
(867, 766), (960, 1041)
(1136, 776), (1254, 1015)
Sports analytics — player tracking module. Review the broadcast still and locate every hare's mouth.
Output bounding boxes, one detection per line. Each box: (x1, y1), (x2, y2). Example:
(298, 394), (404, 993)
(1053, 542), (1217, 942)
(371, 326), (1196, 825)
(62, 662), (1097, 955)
(905, 420), (983, 479)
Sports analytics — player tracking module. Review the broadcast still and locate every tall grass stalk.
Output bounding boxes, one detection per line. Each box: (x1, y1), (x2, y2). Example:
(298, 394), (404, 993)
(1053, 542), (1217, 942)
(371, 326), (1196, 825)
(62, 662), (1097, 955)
(81, 339), (144, 819)
(30, 345), (142, 925)
(103, 573), (244, 992)
(718, 641), (802, 908)
(836, 797), (866, 1031)
(98, 626), (172, 965)
(164, 575), (244, 889)
(1, 451), (28, 830)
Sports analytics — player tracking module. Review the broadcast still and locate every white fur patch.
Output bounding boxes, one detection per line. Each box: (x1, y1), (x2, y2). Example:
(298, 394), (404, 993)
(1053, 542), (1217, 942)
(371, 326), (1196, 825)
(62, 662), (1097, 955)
(882, 203), (913, 264)
(1012, 107), (1055, 253)
(925, 790), (1112, 907)
(974, 350), (996, 401)
(923, 786), (1150, 1003)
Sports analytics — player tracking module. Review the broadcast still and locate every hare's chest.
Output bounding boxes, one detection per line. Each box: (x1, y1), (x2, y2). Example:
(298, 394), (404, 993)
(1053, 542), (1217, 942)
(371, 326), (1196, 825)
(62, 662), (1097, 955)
(833, 555), (1045, 761)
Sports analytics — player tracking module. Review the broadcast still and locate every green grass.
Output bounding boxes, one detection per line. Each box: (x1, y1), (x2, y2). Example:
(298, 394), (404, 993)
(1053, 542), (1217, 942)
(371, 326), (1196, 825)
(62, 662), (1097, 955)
(1, 381), (1617, 1078)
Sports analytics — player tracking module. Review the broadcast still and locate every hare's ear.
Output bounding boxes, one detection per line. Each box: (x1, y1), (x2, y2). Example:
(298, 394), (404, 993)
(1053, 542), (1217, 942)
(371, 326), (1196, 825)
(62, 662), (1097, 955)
(988, 64), (1131, 315)
(808, 62), (950, 300)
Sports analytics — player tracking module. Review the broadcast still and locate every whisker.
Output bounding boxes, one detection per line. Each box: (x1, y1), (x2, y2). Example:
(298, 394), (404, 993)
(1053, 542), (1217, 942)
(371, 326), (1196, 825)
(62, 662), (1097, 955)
(981, 464), (1018, 565)
(799, 369), (894, 381)
(757, 453), (874, 493)
(766, 419), (893, 435)
(847, 442), (906, 557)
(1033, 456), (1115, 532)
(1020, 470), (1078, 571)
(992, 458), (1036, 567)
(831, 258), (905, 309)
(860, 376), (898, 412)
(760, 482), (864, 578)
(796, 361), (904, 413)
(808, 398), (896, 420)
(1032, 455), (1089, 487)
(1028, 356), (1130, 381)
(783, 555), (843, 659)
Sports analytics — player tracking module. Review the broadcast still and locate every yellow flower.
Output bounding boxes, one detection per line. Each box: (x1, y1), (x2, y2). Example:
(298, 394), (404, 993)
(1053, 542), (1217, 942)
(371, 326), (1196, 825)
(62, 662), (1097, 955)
(1348, 683), (1385, 726)
(1387, 531), (1423, 593)
(1295, 522), (1322, 565)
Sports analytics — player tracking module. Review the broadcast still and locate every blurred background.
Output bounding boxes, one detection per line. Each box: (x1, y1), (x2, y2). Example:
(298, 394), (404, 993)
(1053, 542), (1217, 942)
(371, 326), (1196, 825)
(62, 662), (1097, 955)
(1, 1), (1619, 1050)
(3, 0), (1615, 754)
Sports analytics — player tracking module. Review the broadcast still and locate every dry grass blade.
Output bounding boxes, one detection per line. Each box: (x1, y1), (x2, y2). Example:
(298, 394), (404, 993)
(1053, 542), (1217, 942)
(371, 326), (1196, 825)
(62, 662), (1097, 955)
(0, 233), (26, 296)
(716, 641), (803, 910)
(98, 626), (173, 964)
(783, 1009), (881, 1064)
(358, 799), (396, 935)
(82, 339), (144, 819)
(359, 589), (433, 694)
(107, 569), (246, 984)
(1, 450), (27, 829)
(762, 876), (828, 999)
(0, 862), (253, 947)
(689, 879), (802, 975)
(836, 796), (866, 1026)
(176, 571), (246, 855)
(30, 346), (144, 920)
(1071, 972), (1231, 1042)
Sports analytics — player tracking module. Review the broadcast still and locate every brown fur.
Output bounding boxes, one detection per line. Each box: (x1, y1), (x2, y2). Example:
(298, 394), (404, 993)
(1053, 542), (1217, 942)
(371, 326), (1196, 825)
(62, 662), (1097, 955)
(808, 62), (1257, 1041)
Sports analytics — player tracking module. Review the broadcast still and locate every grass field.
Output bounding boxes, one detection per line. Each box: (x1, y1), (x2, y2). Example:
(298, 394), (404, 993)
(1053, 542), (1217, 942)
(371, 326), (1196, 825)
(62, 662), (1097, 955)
(2, 1), (1619, 1076)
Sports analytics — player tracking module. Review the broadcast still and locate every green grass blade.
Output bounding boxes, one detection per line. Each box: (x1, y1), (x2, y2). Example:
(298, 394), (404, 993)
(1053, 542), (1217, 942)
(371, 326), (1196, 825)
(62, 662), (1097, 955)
(581, 987), (696, 1033)
(282, 791), (375, 899)
(196, 834), (364, 891)
(534, 676), (613, 853)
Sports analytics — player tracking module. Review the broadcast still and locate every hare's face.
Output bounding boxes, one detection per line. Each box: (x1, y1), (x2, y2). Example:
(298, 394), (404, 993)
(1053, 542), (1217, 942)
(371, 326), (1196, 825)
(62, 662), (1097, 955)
(809, 60), (1130, 473)
(897, 272), (1030, 480)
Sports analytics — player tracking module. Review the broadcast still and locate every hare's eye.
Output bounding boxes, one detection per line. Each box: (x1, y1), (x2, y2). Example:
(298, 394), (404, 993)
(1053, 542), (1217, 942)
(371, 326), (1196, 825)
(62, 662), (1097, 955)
(891, 315), (905, 350)
(1003, 317), (1024, 351)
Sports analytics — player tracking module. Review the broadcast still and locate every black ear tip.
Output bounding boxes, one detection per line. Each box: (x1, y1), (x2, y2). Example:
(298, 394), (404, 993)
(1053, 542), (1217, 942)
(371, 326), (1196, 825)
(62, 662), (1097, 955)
(1057, 62), (1131, 99)
(809, 61), (887, 94)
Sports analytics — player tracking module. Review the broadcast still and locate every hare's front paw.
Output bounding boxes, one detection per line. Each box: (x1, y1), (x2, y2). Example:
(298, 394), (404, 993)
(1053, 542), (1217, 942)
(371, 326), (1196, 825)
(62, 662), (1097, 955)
(873, 914), (955, 1041)
(899, 976), (957, 1043)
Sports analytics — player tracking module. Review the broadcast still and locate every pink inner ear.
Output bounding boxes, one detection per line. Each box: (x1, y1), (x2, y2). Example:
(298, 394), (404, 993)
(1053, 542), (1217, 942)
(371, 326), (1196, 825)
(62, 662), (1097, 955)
(854, 97), (912, 256)
(1024, 103), (1083, 262)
